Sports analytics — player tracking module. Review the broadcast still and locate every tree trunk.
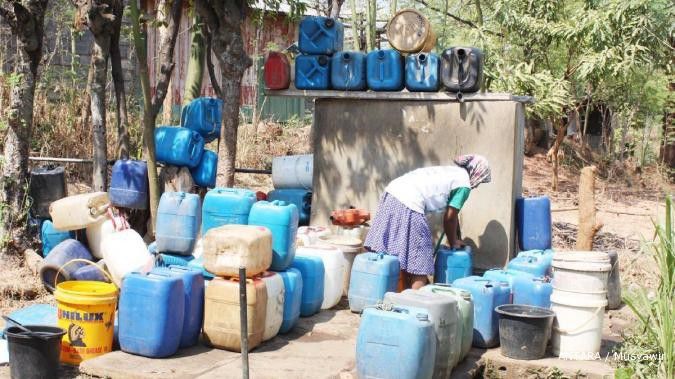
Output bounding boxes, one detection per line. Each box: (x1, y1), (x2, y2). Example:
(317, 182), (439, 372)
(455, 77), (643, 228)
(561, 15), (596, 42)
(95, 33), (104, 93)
(0, 0), (49, 253)
(349, 0), (360, 50)
(196, 0), (252, 187)
(110, 0), (129, 159)
(90, 35), (111, 191)
(327, 0), (344, 18)
(365, 0), (375, 51)
(183, 13), (205, 105)
(576, 166), (602, 250)
(74, 0), (116, 191)
(547, 118), (566, 191)
(130, 0), (183, 235)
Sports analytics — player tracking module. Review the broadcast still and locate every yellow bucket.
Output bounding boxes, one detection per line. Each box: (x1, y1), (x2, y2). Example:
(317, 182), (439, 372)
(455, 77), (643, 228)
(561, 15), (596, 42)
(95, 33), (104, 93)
(54, 260), (118, 365)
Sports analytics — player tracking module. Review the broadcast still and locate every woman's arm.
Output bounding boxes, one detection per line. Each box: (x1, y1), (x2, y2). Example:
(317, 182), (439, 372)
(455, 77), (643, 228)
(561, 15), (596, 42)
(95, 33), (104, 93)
(443, 206), (461, 248)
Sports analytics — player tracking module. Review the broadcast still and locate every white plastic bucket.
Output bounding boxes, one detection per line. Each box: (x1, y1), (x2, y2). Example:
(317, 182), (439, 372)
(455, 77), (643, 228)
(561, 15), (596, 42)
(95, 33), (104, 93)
(271, 154), (313, 189)
(552, 251), (611, 293)
(318, 234), (363, 296)
(551, 289), (607, 360)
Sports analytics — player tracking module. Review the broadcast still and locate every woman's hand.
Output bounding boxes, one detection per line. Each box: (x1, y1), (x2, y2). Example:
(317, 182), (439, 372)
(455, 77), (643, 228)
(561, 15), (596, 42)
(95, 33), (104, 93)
(452, 240), (465, 249)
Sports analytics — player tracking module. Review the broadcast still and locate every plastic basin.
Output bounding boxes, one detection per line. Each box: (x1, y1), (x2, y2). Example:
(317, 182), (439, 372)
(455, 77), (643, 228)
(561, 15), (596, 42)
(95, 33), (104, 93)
(495, 304), (555, 360)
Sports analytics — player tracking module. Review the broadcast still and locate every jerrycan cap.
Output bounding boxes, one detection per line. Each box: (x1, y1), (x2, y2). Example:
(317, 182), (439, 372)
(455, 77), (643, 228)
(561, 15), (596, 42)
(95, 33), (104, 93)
(318, 56), (329, 66)
(324, 18), (335, 28)
(416, 313), (429, 321)
(418, 53), (427, 62)
(377, 50), (386, 59)
(368, 252), (385, 261)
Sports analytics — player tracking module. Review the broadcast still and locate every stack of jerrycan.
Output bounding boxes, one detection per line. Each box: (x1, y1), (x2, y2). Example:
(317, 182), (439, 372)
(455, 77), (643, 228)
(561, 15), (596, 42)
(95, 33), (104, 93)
(268, 154), (313, 226)
(182, 97), (222, 188)
(348, 252), (399, 313)
(483, 268), (552, 308)
(295, 16), (344, 90)
(356, 304), (436, 379)
(384, 290), (461, 378)
(505, 252), (554, 308)
(154, 97), (222, 189)
(201, 225), (274, 352)
(420, 284), (474, 363)
(46, 192), (149, 289)
(452, 276), (510, 348)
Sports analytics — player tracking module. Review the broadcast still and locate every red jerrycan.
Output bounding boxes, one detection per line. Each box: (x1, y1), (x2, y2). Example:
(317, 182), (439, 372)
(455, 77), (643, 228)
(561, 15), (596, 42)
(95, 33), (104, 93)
(264, 52), (291, 90)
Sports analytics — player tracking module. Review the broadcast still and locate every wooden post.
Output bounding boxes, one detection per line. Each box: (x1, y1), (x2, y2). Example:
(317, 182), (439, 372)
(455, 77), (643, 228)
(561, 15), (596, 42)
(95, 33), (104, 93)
(576, 166), (603, 250)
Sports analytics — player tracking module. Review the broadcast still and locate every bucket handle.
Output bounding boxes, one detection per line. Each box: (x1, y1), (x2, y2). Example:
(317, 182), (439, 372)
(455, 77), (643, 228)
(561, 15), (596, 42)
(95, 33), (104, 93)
(553, 306), (604, 335)
(54, 259), (116, 289)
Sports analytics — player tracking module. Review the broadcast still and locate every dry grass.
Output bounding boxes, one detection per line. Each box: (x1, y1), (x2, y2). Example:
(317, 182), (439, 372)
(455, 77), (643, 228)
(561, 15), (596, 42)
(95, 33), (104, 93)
(234, 121), (311, 192)
(0, 254), (54, 328)
(1, 73), (144, 183)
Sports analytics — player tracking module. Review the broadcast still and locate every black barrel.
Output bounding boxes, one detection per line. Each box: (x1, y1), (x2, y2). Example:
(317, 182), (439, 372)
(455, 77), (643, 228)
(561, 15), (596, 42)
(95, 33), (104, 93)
(29, 165), (67, 218)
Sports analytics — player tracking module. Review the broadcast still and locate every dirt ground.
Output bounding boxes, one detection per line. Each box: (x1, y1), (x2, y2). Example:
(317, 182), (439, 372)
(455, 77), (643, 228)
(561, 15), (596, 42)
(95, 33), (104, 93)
(0, 148), (671, 377)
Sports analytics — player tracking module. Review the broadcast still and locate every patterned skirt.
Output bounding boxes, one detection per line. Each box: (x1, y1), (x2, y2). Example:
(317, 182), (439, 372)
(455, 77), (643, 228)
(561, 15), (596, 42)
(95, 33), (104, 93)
(363, 193), (434, 275)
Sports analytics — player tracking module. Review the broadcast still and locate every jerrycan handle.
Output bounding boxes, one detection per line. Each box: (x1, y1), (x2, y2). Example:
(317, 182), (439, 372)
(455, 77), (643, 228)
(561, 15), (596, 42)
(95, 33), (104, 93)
(180, 102), (189, 127)
(189, 133), (202, 161)
(377, 51), (385, 82)
(269, 200), (287, 207)
(208, 101), (219, 134)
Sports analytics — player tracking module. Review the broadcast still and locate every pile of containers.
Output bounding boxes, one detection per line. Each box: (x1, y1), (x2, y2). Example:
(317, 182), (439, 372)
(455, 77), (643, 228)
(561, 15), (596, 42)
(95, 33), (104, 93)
(150, 184), (344, 354)
(356, 284), (475, 378)
(43, 159), (153, 291)
(267, 154), (313, 226)
(264, 11), (484, 95)
(155, 97), (222, 189)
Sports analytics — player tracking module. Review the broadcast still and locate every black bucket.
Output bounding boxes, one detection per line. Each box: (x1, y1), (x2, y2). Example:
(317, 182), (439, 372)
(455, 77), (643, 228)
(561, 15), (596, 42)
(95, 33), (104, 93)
(495, 304), (554, 360)
(6, 325), (66, 379)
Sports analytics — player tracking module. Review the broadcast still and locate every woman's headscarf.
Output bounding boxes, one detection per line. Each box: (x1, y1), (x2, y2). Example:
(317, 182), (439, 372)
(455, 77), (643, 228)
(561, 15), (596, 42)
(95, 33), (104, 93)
(454, 154), (491, 188)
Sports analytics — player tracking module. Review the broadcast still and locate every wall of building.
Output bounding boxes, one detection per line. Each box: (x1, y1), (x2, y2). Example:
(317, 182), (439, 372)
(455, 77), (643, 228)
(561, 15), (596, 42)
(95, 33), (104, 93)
(311, 98), (525, 270)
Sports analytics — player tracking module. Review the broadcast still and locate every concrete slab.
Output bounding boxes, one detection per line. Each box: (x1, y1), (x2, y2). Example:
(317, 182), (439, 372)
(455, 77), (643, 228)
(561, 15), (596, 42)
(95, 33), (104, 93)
(79, 299), (616, 379)
(80, 300), (360, 379)
(479, 347), (615, 378)
(311, 99), (525, 269)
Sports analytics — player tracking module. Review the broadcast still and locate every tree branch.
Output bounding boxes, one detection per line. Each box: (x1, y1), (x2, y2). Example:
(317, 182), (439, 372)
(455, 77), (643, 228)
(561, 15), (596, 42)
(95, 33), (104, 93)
(413, 0), (503, 37)
(151, 0), (183, 115)
(204, 27), (222, 97)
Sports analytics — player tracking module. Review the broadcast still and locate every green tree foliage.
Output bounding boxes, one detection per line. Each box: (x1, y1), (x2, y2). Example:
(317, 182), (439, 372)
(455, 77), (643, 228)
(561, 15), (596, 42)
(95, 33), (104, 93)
(403, 0), (673, 123)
